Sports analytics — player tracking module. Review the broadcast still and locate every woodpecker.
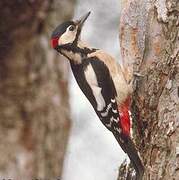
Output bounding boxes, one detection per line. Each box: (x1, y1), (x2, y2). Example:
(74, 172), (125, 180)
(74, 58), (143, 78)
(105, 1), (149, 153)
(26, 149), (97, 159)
(51, 12), (144, 179)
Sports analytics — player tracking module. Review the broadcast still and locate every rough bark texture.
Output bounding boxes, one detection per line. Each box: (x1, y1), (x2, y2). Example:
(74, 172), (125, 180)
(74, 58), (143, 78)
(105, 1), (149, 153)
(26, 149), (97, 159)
(118, 0), (179, 179)
(0, 0), (75, 179)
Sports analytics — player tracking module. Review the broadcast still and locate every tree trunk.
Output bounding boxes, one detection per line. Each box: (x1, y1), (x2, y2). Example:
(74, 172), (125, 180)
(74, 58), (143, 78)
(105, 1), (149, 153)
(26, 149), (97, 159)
(118, 0), (179, 179)
(0, 0), (75, 179)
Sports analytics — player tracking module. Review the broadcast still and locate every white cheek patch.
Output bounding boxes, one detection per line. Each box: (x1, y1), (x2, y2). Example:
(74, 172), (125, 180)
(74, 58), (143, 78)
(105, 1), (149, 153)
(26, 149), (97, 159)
(84, 64), (106, 111)
(58, 29), (77, 45)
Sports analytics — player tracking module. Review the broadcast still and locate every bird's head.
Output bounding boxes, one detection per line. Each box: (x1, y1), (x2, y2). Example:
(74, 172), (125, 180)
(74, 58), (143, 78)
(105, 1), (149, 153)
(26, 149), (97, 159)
(51, 12), (91, 50)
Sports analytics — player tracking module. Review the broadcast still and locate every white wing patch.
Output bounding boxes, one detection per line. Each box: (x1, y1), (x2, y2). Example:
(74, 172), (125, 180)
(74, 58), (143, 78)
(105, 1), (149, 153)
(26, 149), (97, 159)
(92, 86), (106, 111)
(110, 117), (119, 123)
(101, 98), (118, 117)
(84, 64), (106, 111)
(111, 98), (115, 103)
(101, 103), (112, 117)
(112, 109), (117, 113)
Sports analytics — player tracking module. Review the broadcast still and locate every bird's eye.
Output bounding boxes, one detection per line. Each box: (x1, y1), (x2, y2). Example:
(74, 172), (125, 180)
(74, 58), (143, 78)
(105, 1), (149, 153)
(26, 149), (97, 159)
(69, 25), (75, 31)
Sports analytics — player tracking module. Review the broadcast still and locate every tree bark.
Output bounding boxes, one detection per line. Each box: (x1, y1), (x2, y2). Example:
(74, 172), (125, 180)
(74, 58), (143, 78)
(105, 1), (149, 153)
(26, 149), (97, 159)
(118, 0), (179, 179)
(0, 0), (75, 179)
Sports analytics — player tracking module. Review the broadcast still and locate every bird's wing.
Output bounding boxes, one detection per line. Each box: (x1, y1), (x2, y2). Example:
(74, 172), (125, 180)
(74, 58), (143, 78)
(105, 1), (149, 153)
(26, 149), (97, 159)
(71, 57), (122, 133)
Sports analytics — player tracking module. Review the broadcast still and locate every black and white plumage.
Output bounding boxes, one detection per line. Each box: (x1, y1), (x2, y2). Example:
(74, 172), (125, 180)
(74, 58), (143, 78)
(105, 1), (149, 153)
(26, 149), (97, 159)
(51, 12), (144, 179)
(70, 56), (121, 134)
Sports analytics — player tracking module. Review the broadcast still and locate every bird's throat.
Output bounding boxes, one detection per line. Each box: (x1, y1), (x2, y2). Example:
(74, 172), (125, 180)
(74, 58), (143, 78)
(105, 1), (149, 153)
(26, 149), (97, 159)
(59, 42), (97, 64)
(61, 49), (82, 64)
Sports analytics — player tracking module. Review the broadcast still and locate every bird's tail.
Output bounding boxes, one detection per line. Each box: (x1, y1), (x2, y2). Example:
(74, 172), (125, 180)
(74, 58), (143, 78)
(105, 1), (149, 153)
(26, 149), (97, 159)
(113, 134), (144, 180)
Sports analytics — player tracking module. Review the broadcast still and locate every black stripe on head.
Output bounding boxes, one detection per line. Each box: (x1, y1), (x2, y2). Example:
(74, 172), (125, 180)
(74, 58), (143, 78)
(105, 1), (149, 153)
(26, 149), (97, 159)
(51, 21), (75, 38)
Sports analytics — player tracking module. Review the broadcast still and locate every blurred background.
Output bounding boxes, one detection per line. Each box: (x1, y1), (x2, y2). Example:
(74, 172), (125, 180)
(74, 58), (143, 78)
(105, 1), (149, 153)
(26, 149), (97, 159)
(0, 0), (125, 179)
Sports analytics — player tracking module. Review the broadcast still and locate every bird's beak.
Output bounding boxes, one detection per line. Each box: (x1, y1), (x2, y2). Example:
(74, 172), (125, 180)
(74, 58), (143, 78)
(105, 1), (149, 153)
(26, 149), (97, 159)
(76, 11), (91, 30)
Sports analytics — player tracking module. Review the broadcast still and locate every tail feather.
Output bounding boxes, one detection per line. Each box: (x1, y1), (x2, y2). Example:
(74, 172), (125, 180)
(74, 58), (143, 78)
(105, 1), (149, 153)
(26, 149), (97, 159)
(114, 134), (144, 180)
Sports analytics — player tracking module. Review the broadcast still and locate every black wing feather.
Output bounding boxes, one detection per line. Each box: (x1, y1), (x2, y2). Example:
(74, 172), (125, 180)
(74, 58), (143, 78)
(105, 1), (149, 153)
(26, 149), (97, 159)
(70, 57), (121, 133)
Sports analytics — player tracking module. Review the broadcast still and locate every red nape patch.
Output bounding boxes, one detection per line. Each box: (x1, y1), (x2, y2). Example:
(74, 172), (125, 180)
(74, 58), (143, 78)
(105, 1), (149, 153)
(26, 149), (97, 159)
(118, 98), (131, 137)
(51, 37), (59, 48)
